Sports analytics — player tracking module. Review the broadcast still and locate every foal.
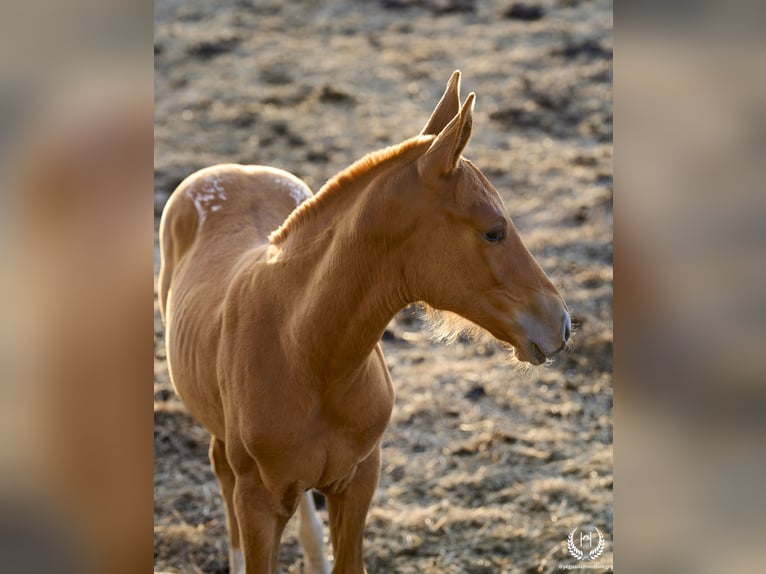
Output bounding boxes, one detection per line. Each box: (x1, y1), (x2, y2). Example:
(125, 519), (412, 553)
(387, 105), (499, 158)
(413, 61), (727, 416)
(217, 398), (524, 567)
(159, 71), (570, 574)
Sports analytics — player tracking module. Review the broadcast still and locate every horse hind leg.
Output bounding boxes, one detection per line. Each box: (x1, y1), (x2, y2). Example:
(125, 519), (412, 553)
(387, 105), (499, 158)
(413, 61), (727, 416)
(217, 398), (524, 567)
(299, 490), (331, 574)
(209, 437), (244, 574)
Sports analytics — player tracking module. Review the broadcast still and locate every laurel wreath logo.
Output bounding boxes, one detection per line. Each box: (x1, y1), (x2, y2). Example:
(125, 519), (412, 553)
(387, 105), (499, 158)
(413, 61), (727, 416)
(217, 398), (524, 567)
(567, 526), (606, 561)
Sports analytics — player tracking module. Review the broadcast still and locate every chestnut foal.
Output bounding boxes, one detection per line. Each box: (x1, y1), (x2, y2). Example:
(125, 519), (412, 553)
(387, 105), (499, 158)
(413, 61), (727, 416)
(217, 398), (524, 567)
(159, 71), (570, 574)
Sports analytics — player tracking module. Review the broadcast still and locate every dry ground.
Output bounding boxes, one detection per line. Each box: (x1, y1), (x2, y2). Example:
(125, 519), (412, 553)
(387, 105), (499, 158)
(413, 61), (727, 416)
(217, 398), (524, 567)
(154, 0), (612, 572)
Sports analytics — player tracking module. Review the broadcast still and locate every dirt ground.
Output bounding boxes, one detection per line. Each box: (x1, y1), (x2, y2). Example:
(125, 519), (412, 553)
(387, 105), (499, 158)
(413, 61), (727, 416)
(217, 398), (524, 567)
(154, 0), (612, 572)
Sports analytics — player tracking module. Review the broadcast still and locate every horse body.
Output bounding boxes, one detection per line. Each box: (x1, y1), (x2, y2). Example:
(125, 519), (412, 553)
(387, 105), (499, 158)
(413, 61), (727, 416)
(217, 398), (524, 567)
(160, 166), (307, 432)
(160, 161), (399, 572)
(159, 72), (571, 574)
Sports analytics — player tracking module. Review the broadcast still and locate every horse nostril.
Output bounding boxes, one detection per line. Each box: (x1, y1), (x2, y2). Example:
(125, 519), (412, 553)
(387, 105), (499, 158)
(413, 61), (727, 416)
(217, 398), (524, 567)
(563, 313), (571, 342)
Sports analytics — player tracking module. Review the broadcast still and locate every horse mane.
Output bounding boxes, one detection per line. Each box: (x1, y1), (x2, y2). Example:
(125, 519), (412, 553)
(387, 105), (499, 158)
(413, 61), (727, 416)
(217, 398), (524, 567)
(269, 135), (434, 244)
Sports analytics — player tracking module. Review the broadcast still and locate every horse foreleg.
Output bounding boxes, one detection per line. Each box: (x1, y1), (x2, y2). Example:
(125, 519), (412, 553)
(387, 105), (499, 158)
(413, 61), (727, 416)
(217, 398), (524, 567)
(232, 470), (290, 574)
(325, 446), (381, 574)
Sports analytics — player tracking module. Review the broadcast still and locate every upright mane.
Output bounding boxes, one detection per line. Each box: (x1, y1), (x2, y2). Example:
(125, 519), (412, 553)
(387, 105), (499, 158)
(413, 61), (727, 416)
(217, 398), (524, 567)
(269, 135), (433, 244)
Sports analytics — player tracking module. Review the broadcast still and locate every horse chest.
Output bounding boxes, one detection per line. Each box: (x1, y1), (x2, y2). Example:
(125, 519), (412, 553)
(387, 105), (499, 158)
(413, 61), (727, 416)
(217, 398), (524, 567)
(327, 402), (390, 457)
(314, 365), (394, 490)
(315, 413), (389, 492)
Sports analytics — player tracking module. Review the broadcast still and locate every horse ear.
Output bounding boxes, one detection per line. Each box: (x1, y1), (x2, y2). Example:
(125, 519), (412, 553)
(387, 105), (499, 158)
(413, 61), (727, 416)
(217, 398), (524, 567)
(419, 92), (475, 177)
(420, 70), (461, 136)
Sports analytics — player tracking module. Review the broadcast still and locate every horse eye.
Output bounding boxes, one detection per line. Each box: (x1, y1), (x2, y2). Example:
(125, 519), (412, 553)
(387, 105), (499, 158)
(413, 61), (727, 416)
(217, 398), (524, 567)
(482, 226), (506, 243)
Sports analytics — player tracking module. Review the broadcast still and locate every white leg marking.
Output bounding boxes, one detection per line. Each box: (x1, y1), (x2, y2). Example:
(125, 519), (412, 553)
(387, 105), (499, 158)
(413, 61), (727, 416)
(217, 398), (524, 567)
(230, 547), (245, 574)
(298, 491), (331, 574)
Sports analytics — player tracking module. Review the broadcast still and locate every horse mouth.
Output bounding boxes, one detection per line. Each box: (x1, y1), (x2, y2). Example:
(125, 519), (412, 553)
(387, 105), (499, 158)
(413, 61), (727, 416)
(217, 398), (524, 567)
(509, 340), (547, 366)
(485, 319), (550, 366)
(489, 326), (547, 366)
(529, 342), (547, 364)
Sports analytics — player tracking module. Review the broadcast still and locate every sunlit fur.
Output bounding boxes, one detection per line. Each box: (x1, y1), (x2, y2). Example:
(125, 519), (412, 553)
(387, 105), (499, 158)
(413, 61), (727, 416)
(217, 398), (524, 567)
(421, 305), (491, 345)
(421, 304), (537, 374)
(422, 294), (575, 372)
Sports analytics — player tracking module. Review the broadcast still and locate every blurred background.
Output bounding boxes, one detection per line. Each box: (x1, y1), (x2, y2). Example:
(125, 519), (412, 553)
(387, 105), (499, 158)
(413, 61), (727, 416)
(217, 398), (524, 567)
(0, 1), (153, 574)
(615, 2), (766, 573)
(0, 0), (763, 573)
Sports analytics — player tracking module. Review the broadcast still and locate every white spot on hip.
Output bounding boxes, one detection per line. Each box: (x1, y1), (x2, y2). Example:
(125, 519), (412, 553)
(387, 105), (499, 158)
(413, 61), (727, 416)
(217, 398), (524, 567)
(189, 175), (228, 222)
(269, 175), (311, 206)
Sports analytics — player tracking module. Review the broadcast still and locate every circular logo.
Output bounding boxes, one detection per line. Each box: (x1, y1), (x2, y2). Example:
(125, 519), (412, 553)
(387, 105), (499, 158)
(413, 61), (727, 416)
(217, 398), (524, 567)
(567, 526), (606, 561)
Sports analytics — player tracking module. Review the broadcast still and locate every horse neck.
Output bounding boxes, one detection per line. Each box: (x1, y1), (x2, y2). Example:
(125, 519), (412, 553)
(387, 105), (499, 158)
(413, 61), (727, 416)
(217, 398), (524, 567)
(273, 152), (421, 382)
